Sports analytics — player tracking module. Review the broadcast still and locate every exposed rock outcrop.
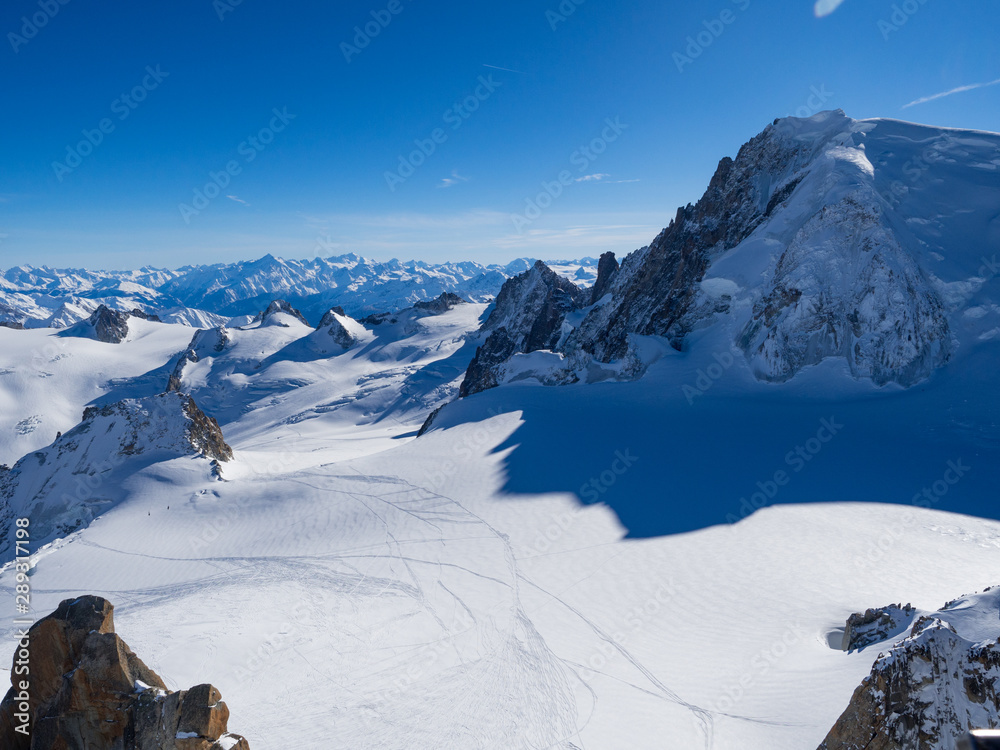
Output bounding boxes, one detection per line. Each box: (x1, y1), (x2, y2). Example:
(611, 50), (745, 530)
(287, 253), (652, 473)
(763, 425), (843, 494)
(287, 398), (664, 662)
(89, 305), (132, 344)
(129, 308), (162, 323)
(413, 291), (466, 315)
(460, 261), (588, 397)
(841, 603), (915, 652)
(0, 392), (232, 556)
(317, 309), (360, 349)
(590, 252), (619, 305)
(455, 111), (957, 396)
(0, 596), (250, 750)
(253, 299), (309, 327)
(819, 587), (1000, 750)
(167, 328), (232, 393)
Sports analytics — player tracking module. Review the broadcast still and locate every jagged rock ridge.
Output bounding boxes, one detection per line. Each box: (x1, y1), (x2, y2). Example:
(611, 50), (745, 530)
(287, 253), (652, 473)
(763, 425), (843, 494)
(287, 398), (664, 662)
(460, 261), (589, 397)
(0, 392), (232, 557)
(58, 305), (163, 344)
(820, 587), (1000, 750)
(457, 111), (960, 397)
(0, 596), (249, 749)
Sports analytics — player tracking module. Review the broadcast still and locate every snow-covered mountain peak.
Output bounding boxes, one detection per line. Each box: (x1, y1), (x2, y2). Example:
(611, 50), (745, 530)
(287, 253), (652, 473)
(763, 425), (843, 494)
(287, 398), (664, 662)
(456, 111), (1000, 394)
(0, 392), (231, 556)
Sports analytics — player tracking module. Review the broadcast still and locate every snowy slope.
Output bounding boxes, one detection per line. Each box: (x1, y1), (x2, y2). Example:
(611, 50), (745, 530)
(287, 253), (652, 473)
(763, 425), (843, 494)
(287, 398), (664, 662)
(0, 322), (195, 465)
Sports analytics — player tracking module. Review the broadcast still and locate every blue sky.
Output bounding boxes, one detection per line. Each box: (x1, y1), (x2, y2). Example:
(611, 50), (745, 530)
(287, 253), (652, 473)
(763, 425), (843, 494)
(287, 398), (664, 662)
(0, 0), (997, 270)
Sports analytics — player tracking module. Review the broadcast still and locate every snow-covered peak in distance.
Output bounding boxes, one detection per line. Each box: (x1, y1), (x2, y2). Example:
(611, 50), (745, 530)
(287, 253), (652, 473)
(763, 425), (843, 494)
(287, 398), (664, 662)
(0, 254), (600, 330)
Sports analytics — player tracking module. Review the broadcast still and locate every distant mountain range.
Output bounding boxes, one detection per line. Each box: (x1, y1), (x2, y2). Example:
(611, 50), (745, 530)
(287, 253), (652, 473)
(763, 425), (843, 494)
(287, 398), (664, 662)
(0, 254), (600, 329)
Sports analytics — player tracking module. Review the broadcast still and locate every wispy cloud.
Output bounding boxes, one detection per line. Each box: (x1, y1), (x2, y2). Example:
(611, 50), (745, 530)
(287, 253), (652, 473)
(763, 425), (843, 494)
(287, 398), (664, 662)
(227, 195), (250, 206)
(483, 63), (528, 75)
(574, 174), (639, 184)
(902, 77), (1000, 109)
(814, 0), (847, 17)
(438, 170), (470, 189)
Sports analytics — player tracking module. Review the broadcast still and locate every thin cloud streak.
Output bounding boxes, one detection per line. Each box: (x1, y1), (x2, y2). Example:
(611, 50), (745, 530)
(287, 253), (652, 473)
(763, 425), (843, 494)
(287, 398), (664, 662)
(483, 64), (528, 75)
(902, 78), (1000, 109)
(814, 0), (847, 17)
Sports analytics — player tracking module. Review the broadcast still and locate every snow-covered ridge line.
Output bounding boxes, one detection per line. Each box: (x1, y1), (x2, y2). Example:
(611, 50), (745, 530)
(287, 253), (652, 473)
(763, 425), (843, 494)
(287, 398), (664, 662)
(0, 254), (600, 330)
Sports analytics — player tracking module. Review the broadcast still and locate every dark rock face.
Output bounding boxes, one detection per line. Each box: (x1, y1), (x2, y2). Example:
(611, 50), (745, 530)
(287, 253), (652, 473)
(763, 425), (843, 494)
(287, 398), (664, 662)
(255, 300), (309, 327)
(413, 292), (466, 315)
(317, 307), (346, 326)
(76, 393), (232, 463)
(129, 308), (162, 323)
(0, 596), (249, 750)
(181, 396), (234, 462)
(567, 123), (808, 361)
(590, 252), (619, 305)
(88, 305), (132, 344)
(317, 309), (358, 350)
(841, 603), (915, 652)
(0, 320), (26, 330)
(819, 588), (1000, 750)
(459, 262), (588, 397)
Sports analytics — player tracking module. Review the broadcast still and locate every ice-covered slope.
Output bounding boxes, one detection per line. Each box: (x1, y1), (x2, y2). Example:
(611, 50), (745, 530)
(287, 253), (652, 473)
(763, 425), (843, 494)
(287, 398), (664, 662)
(0, 321), (195, 466)
(0, 391), (231, 557)
(1, 401), (998, 749)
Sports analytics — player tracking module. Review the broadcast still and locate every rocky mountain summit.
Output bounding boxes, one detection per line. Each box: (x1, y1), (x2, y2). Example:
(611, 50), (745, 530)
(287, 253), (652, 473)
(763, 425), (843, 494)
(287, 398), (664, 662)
(252, 299), (310, 328)
(0, 392), (232, 557)
(820, 587), (1000, 750)
(461, 261), (589, 397)
(60, 305), (162, 344)
(0, 596), (249, 750)
(456, 110), (995, 397)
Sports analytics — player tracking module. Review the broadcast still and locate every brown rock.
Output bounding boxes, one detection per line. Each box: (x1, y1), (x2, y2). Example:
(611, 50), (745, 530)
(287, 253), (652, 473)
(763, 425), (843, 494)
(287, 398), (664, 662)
(0, 596), (250, 750)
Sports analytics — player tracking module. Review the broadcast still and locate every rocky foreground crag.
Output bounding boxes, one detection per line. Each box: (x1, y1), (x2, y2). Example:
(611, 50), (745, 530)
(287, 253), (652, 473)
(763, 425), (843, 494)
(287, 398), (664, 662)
(0, 596), (249, 749)
(820, 587), (1000, 749)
